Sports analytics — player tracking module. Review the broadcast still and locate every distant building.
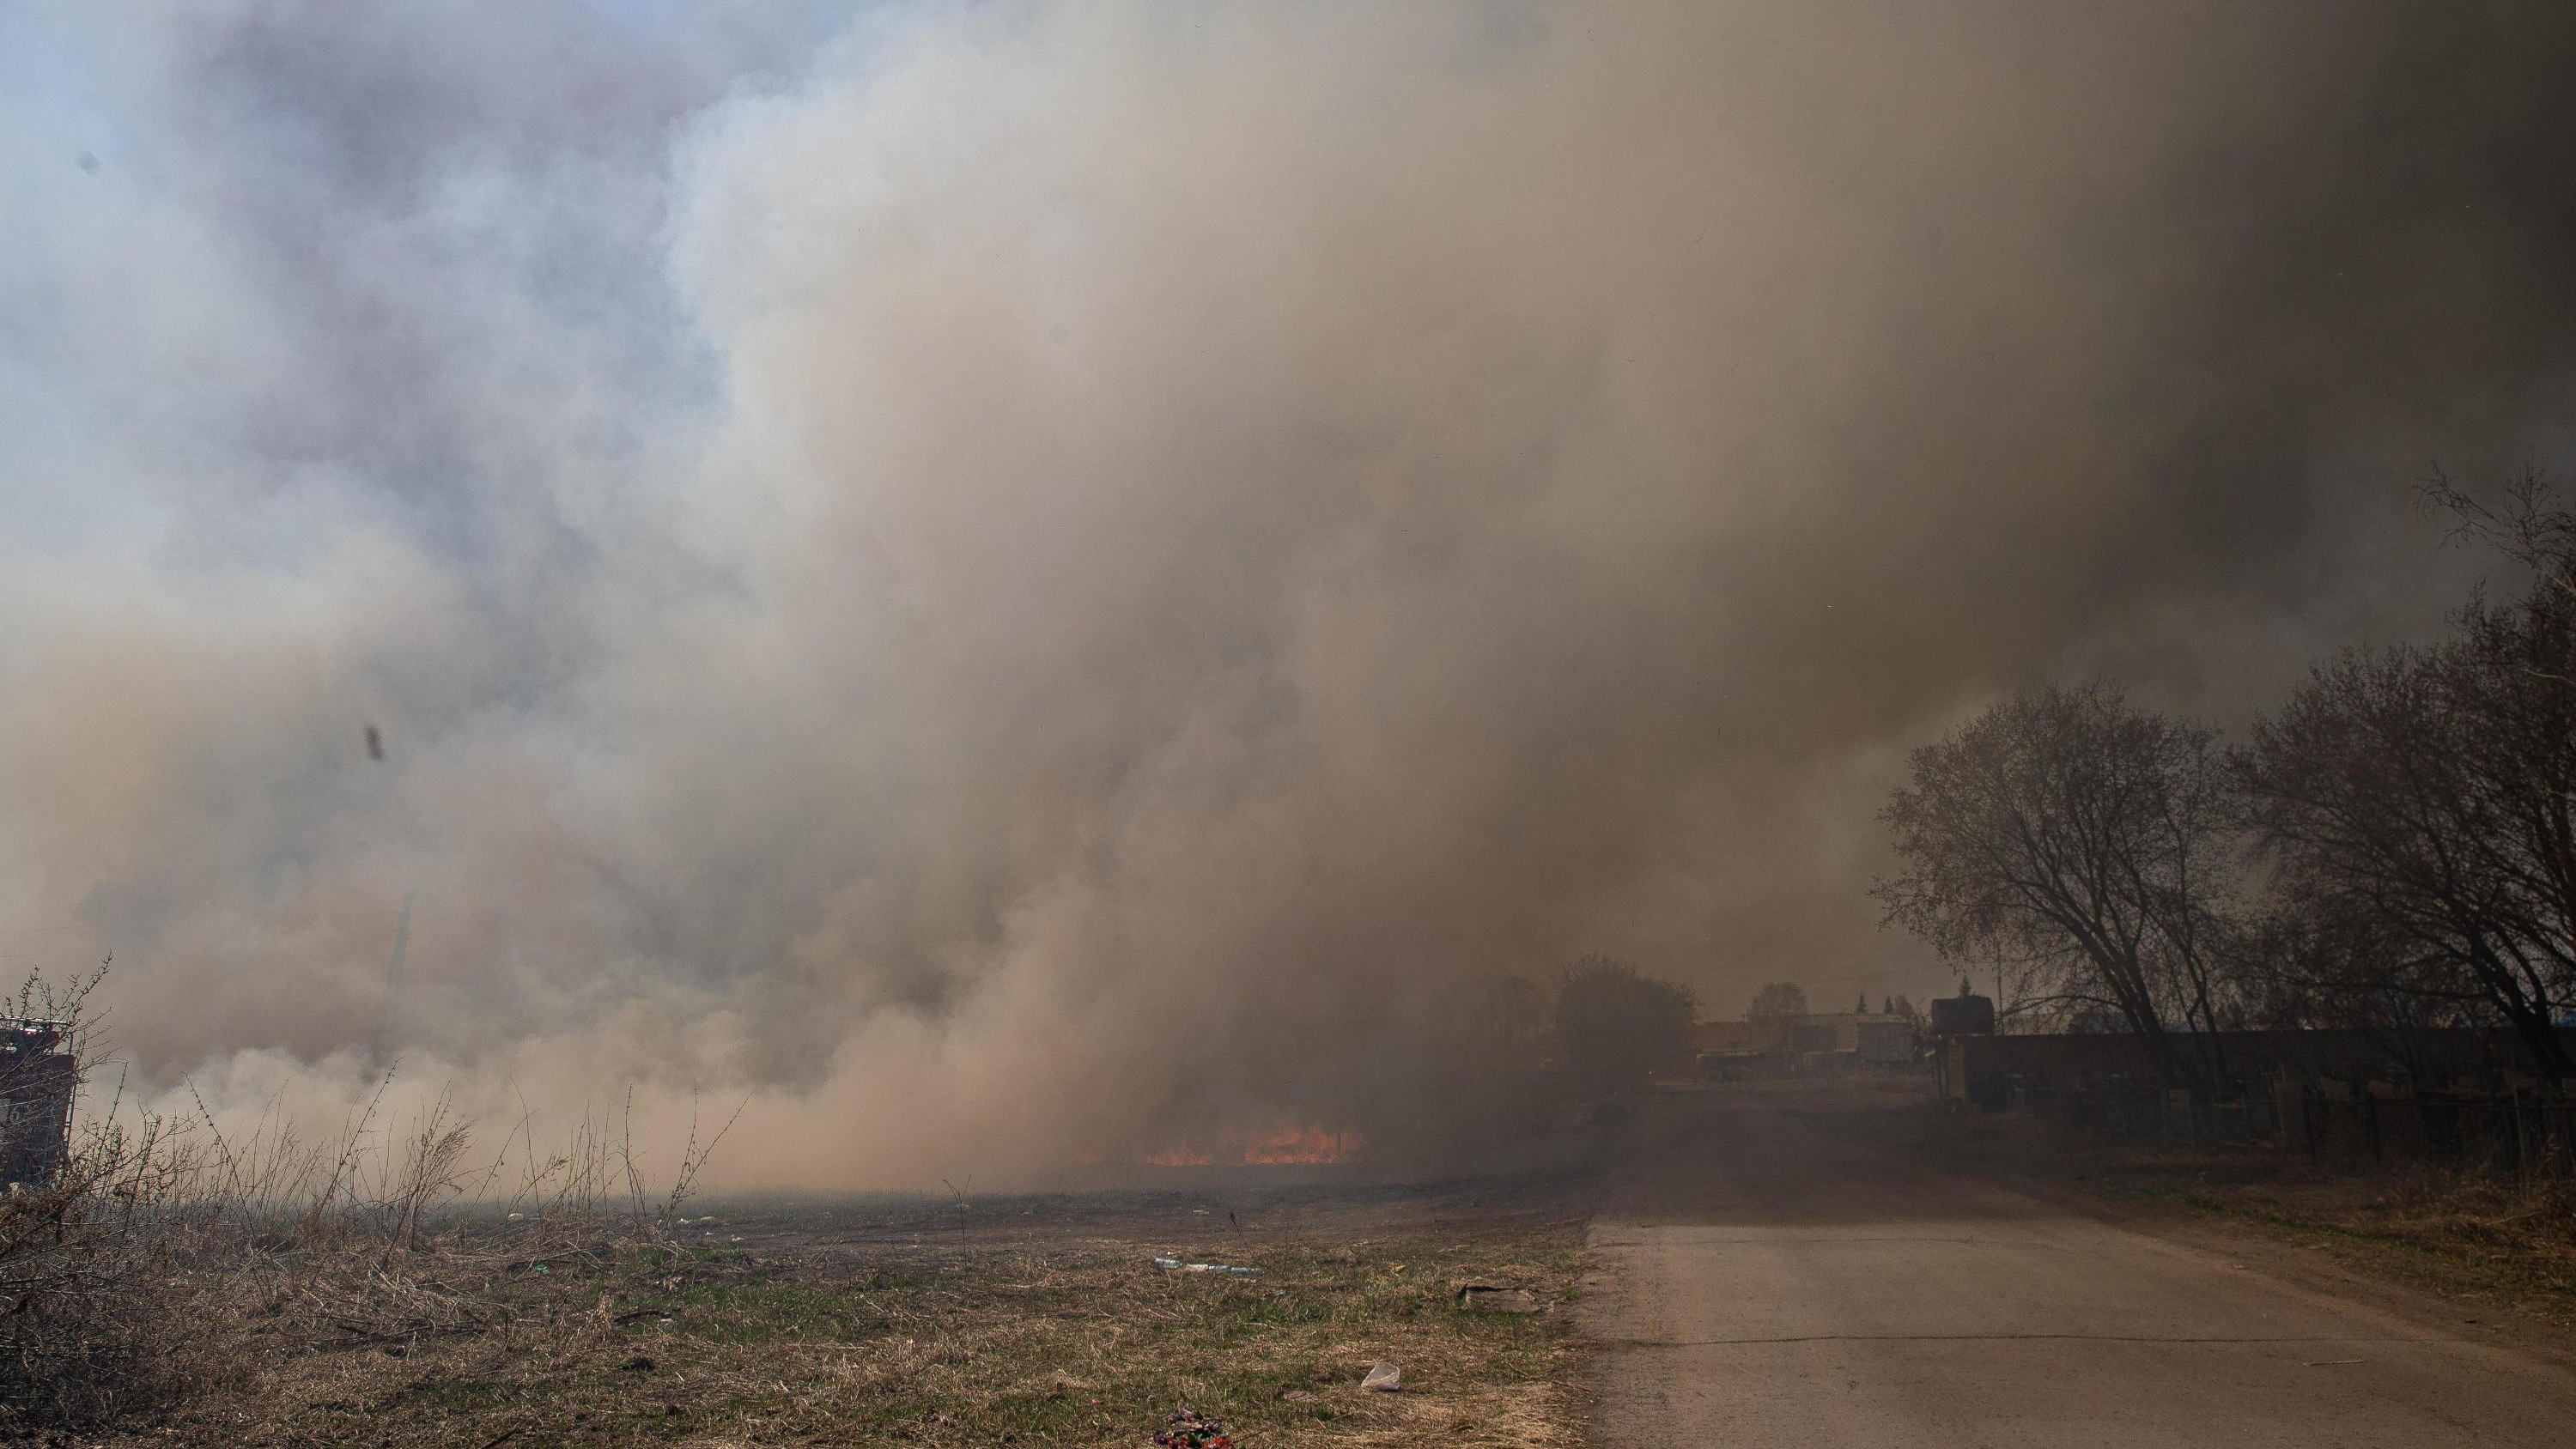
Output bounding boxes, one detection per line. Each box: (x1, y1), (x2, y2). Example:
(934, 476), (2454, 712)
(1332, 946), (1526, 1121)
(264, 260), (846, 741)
(1689, 1019), (1759, 1053)
(1692, 1009), (1923, 1075)
(1788, 1021), (1840, 1053)
(1855, 1017), (1914, 1064)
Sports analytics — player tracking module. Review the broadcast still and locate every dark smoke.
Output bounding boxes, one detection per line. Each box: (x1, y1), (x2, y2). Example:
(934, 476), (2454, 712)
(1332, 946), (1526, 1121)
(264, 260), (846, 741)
(3, 1), (2573, 1184)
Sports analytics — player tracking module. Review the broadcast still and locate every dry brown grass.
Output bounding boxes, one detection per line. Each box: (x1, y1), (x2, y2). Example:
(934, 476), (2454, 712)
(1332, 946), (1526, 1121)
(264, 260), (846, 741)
(0, 961), (763, 1437)
(87, 1181), (1588, 1448)
(2160, 1159), (2576, 1319)
(15, 961), (1601, 1445)
(1815, 1091), (2576, 1325)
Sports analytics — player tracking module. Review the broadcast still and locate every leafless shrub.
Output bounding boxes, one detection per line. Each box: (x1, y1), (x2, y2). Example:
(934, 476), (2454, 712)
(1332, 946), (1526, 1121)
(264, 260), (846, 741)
(370, 1087), (477, 1254)
(664, 1093), (748, 1222)
(0, 967), (224, 1429)
(0, 964), (744, 1435)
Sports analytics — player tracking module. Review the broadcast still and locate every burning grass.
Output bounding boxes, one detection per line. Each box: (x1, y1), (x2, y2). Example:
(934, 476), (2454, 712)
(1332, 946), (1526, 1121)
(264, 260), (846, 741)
(92, 1181), (1589, 1447)
(1139, 1125), (1365, 1169)
(10, 967), (1605, 1445)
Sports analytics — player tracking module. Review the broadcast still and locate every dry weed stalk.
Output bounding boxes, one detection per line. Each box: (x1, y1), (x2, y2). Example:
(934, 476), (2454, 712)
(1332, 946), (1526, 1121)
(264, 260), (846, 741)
(0, 962), (748, 1435)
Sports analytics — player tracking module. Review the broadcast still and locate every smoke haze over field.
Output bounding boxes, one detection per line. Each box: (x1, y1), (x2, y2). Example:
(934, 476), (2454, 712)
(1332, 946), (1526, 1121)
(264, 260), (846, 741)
(5, 1), (2576, 1184)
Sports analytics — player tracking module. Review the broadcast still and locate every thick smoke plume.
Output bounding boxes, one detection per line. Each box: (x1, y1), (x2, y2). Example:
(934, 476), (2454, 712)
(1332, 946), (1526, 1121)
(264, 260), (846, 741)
(4, 1), (2574, 1185)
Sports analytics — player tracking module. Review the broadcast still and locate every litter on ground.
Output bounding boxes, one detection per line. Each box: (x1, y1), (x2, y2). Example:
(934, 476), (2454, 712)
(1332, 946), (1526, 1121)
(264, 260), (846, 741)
(1151, 1407), (1234, 1447)
(1152, 1256), (1259, 1276)
(1362, 1361), (1401, 1391)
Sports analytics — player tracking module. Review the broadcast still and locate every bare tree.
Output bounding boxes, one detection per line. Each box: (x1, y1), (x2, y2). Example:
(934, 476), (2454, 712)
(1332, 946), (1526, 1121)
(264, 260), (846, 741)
(2238, 900), (2493, 1077)
(2235, 587), (2576, 1078)
(1875, 682), (2245, 1086)
(2423, 466), (2576, 606)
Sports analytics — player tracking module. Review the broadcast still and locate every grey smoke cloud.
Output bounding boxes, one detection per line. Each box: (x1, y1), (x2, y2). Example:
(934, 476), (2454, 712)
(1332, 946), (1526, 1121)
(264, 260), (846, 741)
(3, 1), (2573, 1184)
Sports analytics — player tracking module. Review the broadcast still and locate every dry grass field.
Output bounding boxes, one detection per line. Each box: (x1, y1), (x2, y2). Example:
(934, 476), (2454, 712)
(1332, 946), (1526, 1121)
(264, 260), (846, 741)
(78, 1174), (1591, 1448)
(2095, 1149), (2576, 1324)
(1803, 1092), (2576, 1329)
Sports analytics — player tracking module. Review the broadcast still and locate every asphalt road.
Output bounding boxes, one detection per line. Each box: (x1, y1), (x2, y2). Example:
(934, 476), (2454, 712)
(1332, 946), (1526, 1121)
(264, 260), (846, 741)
(1583, 1096), (2576, 1447)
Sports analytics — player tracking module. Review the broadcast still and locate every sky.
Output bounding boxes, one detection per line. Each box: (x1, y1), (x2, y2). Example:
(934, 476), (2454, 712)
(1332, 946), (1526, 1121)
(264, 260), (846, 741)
(3, 0), (2573, 1186)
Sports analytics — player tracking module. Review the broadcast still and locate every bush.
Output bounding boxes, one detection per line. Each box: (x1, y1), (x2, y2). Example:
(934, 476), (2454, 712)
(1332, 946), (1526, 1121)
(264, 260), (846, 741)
(0, 968), (213, 1429)
(0, 965), (742, 1435)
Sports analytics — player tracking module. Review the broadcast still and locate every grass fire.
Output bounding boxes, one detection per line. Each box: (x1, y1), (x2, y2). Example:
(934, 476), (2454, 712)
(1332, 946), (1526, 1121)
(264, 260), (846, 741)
(11, 0), (2576, 1443)
(1141, 1126), (1363, 1169)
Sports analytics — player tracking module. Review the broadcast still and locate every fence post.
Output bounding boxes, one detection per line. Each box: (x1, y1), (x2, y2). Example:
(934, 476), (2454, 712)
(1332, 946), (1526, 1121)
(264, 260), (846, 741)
(2365, 1094), (2380, 1162)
